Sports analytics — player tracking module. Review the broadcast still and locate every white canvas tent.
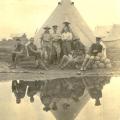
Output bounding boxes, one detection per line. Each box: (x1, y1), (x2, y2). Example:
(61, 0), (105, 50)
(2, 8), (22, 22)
(103, 24), (120, 48)
(34, 0), (95, 49)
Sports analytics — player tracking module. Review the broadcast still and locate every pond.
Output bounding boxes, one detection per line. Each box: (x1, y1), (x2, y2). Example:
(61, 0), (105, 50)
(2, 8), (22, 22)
(0, 77), (119, 120)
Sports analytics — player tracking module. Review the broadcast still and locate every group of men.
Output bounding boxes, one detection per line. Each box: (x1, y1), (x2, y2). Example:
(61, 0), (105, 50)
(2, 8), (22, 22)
(10, 20), (106, 71)
(10, 20), (85, 69)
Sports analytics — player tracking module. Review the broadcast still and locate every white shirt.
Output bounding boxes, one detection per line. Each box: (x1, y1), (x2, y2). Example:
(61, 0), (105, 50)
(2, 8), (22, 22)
(100, 41), (107, 58)
(61, 32), (73, 41)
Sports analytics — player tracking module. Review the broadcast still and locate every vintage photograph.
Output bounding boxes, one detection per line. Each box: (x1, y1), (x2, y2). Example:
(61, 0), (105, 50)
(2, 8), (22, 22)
(0, 0), (120, 120)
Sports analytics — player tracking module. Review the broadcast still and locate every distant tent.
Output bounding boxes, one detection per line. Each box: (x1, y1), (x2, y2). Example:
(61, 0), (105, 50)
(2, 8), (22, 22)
(94, 25), (112, 38)
(34, 0), (95, 49)
(103, 24), (120, 48)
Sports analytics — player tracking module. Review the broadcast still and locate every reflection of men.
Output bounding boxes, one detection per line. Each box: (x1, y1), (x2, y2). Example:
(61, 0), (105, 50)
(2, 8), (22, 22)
(10, 39), (25, 68)
(27, 37), (47, 70)
(27, 81), (39, 103)
(41, 26), (52, 63)
(61, 26), (73, 55)
(12, 80), (27, 104)
(51, 25), (61, 64)
(88, 88), (102, 106)
(80, 37), (103, 71)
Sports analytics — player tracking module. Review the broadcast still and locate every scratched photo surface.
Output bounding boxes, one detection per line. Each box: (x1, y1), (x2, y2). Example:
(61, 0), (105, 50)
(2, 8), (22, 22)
(0, 0), (120, 120)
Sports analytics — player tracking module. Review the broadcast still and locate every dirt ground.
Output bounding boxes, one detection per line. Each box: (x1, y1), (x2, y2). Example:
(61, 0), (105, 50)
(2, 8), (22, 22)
(0, 41), (120, 80)
(0, 61), (120, 81)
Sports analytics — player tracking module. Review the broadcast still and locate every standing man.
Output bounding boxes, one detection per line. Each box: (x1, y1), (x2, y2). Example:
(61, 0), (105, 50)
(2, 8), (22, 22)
(41, 26), (52, 64)
(51, 25), (61, 64)
(61, 25), (73, 56)
(80, 37), (103, 71)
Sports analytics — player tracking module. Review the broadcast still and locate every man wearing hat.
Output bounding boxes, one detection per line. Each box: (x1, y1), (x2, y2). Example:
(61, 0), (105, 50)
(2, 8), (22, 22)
(51, 25), (61, 64)
(80, 37), (103, 71)
(61, 20), (72, 34)
(61, 23), (73, 56)
(10, 38), (25, 68)
(41, 26), (52, 63)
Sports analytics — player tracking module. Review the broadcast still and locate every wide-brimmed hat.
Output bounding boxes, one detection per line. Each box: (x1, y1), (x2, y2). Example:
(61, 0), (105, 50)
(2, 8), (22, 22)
(96, 37), (102, 41)
(73, 36), (80, 40)
(43, 26), (51, 30)
(16, 38), (21, 41)
(30, 37), (34, 41)
(63, 20), (71, 24)
(52, 25), (58, 28)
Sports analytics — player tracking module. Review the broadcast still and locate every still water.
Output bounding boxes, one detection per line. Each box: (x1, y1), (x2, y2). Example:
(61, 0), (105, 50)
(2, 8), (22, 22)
(0, 77), (120, 120)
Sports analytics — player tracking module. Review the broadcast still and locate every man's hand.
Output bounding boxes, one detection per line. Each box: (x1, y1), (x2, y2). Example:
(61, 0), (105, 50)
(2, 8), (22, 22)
(93, 50), (98, 53)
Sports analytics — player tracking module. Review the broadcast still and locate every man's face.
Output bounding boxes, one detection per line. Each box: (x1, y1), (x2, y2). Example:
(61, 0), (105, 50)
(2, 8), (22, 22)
(16, 40), (21, 45)
(45, 29), (49, 33)
(30, 39), (34, 44)
(64, 27), (68, 33)
(96, 40), (101, 44)
(53, 27), (57, 32)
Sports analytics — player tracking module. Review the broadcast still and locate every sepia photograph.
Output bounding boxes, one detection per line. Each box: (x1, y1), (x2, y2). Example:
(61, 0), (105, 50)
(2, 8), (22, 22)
(0, 0), (120, 120)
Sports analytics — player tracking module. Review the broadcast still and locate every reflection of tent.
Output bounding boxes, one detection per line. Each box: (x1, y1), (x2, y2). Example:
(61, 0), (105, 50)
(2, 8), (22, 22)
(34, 0), (95, 49)
(52, 91), (89, 120)
(103, 24), (120, 48)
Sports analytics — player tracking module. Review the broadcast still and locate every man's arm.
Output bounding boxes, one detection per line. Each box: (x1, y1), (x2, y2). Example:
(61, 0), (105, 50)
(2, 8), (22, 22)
(28, 45), (38, 53)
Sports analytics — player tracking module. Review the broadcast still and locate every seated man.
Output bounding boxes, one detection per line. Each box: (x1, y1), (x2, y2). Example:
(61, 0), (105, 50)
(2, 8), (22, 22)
(27, 37), (48, 70)
(80, 37), (103, 71)
(10, 38), (25, 68)
(59, 50), (84, 69)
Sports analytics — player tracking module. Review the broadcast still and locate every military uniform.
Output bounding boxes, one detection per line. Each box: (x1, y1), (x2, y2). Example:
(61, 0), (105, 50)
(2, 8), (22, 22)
(27, 41), (48, 70)
(41, 30), (52, 62)
(61, 32), (73, 55)
(51, 30), (61, 63)
(11, 42), (25, 67)
(27, 43), (41, 60)
(81, 40), (103, 71)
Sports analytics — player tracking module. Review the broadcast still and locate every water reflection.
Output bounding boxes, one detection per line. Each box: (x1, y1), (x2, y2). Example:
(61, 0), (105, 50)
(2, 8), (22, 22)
(11, 76), (110, 117)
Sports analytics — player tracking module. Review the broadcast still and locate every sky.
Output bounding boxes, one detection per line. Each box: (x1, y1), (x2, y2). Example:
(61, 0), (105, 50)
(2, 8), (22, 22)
(0, 0), (120, 39)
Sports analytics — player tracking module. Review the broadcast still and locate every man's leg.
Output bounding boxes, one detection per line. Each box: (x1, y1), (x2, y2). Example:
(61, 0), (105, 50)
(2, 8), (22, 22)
(81, 54), (90, 70)
(59, 55), (69, 68)
(62, 41), (67, 56)
(10, 53), (18, 68)
(38, 59), (48, 70)
(46, 44), (52, 64)
(56, 44), (61, 64)
(84, 56), (95, 70)
(51, 44), (57, 64)
(61, 59), (74, 69)
(12, 53), (16, 64)
(66, 41), (72, 55)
